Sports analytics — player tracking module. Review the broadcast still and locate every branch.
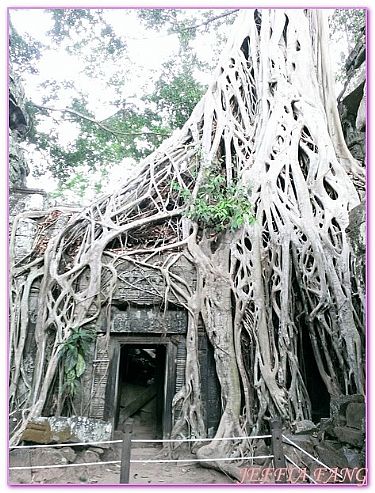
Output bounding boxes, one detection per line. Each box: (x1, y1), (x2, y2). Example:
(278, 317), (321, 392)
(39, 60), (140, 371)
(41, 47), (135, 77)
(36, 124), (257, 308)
(129, 9), (240, 40)
(174, 9), (240, 34)
(31, 103), (171, 138)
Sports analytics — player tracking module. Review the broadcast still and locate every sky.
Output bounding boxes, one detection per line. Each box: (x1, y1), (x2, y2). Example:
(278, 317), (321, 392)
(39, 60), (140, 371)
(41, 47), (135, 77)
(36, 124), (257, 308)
(9, 7), (235, 201)
(8, 6), (353, 204)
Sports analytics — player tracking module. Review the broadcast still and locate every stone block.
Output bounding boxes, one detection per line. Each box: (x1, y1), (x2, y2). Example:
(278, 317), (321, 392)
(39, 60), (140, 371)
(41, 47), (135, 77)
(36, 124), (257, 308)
(76, 450), (100, 464)
(59, 447), (77, 463)
(24, 416), (112, 444)
(315, 444), (349, 469)
(21, 421), (63, 444)
(283, 434), (317, 456)
(318, 418), (335, 440)
(252, 440), (270, 466)
(342, 446), (363, 468)
(330, 394), (364, 424)
(294, 420), (317, 435)
(89, 446), (105, 456)
(346, 402), (365, 431)
(333, 426), (364, 448)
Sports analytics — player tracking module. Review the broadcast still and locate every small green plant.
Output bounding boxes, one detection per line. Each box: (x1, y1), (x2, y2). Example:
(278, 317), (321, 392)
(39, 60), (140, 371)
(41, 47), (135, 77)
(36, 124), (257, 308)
(59, 327), (95, 397)
(174, 168), (255, 233)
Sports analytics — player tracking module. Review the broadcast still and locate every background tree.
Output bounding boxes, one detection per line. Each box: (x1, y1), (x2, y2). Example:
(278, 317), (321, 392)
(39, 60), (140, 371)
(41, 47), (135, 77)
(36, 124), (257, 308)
(9, 8), (237, 201)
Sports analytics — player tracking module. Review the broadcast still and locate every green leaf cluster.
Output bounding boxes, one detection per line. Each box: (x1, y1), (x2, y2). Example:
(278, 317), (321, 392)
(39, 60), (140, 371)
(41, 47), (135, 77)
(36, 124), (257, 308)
(59, 327), (95, 397)
(176, 169), (255, 233)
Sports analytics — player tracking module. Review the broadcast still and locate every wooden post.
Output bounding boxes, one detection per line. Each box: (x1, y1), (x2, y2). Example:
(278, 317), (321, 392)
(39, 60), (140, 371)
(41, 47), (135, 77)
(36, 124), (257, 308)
(270, 419), (287, 483)
(120, 418), (134, 484)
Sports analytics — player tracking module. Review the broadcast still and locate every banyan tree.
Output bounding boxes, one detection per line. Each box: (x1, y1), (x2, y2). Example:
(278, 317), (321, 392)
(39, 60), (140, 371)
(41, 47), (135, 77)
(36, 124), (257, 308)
(10, 8), (365, 477)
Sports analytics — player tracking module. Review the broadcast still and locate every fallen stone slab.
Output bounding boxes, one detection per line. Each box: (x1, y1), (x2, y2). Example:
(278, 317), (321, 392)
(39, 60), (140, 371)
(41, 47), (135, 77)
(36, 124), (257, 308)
(283, 434), (317, 456)
(9, 449), (32, 484)
(59, 446), (77, 463)
(21, 416), (112, 445)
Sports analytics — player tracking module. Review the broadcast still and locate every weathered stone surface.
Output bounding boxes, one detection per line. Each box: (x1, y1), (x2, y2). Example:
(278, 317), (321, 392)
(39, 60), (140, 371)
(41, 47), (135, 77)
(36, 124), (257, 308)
(338, 21), (365, 165)
(9, 74), (29, 188)
(252, 440), (270, 466)
(110, 306), (187, 334)
(333, 426), (364, 448)
(59, 447), (77, 463)
(23, 416), (112, 444)
(21, 421), (63, 444)
(346, 402), (365, 431)
(9, 188), (47, 220)
(9, 188), (49, 262)
(283, 434), (317, 456)
(318, 418), (335, 440)
(89, 446), (106, 456)
(347, 203), (365, 264)
(315, 444), (349, 469)
(9, 135), (29, 188)
(77, 450), (101, 464)
(30, 448), (68, 482)
(356, 82), (366, 131)
(9, 449), (32, 484)
(294, 420), (317, 435)
(339, 80), (365, 162)
(111, 256), (196, 306)
(330, 394), (364, 424)
(342, 446), (363, 468)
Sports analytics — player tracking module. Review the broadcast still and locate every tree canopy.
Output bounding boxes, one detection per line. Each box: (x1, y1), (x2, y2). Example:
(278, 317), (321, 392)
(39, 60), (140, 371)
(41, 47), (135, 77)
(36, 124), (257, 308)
(10, 8), (238, 201)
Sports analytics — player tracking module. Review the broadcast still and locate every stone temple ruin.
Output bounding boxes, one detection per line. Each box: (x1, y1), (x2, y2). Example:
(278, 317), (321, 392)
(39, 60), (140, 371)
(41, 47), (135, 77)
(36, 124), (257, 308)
(11, 210), (221, 440)
(9, 80), (221, 440)
(58, 254), (221, 439)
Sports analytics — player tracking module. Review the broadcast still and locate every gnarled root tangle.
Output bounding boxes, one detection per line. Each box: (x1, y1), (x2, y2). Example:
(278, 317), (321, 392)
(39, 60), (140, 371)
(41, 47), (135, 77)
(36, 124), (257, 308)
(10, 9), (364, 479)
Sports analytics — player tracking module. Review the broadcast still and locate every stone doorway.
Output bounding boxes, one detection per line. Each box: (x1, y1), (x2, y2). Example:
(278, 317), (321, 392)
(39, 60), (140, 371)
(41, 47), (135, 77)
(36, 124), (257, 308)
(105, 336), (177, 440)
(115, 345), (166, 439)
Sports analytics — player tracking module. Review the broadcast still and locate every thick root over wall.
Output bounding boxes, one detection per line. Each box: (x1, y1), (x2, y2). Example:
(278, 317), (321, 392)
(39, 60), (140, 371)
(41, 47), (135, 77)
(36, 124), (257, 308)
(10, 9), (365, 479)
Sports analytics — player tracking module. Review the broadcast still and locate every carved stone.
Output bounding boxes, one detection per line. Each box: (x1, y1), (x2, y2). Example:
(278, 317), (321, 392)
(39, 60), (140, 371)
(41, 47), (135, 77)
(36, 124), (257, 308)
(109, 306), (187, 334)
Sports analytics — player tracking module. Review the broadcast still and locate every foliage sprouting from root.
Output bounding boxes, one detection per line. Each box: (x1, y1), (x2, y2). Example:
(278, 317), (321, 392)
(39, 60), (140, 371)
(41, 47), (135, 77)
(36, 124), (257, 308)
(10, 9), (365, 479)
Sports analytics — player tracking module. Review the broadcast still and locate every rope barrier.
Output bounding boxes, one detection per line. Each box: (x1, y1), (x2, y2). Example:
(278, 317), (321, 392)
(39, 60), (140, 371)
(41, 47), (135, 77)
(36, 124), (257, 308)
(10, 430), (349, 482)
(9, 461), (121, 471)
(282, 435), (344, 480)
(131, 434), (271, 443)
(10, 439), (123, 450)
(284, 454), (317, 484)
(130, 455), (274, 463)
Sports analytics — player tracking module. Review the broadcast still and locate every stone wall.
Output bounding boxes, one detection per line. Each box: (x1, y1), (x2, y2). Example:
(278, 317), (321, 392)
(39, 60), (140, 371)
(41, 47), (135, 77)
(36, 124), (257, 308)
(9, 74), (29, 188)
(338, 27), (366, 164)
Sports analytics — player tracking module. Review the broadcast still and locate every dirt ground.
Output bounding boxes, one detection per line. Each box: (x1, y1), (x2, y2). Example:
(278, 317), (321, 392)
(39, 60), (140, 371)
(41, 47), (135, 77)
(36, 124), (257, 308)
(9, 445), (234, 485)
(82, 447), (233, 485)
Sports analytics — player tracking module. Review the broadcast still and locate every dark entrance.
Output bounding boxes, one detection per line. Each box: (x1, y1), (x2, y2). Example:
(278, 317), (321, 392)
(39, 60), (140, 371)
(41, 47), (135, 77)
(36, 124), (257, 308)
(301, 326), (330, 422)
(115, 345), (166, 438)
